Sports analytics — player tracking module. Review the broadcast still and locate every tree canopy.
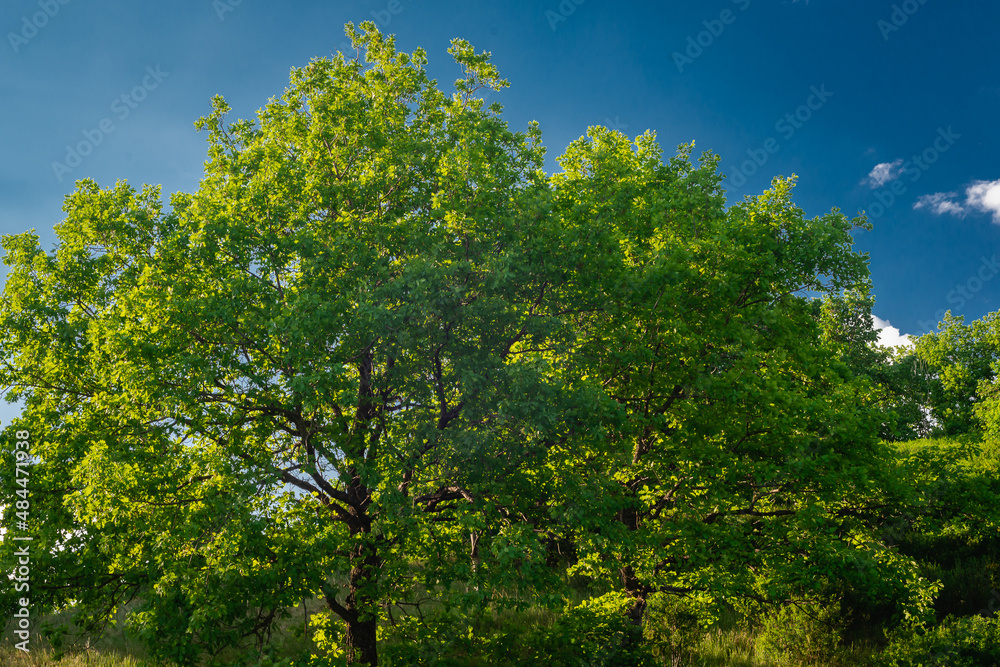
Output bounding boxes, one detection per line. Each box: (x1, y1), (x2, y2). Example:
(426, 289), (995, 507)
(1, 23), (941, 666)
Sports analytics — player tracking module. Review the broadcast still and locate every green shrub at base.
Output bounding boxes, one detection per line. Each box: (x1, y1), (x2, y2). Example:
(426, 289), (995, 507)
(373, 592), (654, 666)
(755, 600), (847, 667)
(883, 615), (1000, 667)
(642, 593), (705, 666)
(520, 592), (652, 666)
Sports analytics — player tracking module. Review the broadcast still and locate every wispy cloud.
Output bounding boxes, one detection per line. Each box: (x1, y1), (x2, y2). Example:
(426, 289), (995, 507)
(864, 159), (904, 188)
(914, 179), (1000, 223)
(873, 316), (911, 348)
(914, 192), (964, 216)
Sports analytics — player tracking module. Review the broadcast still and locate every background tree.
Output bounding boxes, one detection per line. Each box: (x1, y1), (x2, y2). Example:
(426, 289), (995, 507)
(540, 132), (937, 625)
(914, 311), (1000, 436)
(816, 287), (932, 440)
(816, 285), (886, 374)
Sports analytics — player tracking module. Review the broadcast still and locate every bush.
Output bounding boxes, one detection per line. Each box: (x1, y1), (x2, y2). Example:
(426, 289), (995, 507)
(642, 593), (705, 667)
(375, 592), (654, 666)
(520, 592), (652, 666)
(882, 615), (1000, 667)
(755, 600), (847, 667)
(379, 607), (482, 666)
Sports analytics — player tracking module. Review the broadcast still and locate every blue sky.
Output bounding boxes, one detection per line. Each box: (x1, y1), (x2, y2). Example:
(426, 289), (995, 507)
(1, 0), (998, 424)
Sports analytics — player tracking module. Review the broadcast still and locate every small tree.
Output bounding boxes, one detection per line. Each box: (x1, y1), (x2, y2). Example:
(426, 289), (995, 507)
(915, 311), (1000, 435)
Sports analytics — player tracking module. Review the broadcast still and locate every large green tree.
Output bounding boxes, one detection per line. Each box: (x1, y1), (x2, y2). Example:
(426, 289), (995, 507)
(1, 23), (938, 666)
(0, 25), (586, 665)
(540, 136), (937, 624)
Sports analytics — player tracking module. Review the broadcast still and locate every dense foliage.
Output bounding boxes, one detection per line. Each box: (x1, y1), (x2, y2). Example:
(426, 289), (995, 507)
(2, 22), (999, 667)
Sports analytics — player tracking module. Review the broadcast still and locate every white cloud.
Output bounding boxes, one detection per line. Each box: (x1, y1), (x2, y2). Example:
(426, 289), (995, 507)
(914, 192), (964, 216)
(864, 159), (904, 188)
(914, 179), (1000, 223)
(873, 316), (912, 349)
(966, 179), (1000, 223)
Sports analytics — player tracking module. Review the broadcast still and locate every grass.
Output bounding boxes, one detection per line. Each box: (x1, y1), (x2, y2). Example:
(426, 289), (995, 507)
(0, 616), (887, 667)
(890, 432), (982, 456)
(0, 599), (763, 666)
(0, 585), (898, 667)
(0, 595), (326, 666)
(0, 647), (155, 666)
(1, 599), (158, 666)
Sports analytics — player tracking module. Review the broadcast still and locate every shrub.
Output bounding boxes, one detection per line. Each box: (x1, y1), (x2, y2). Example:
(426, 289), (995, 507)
(520, 592), (652, 666)
(755, 600), (847, 667)
(882, 615), (1000, 667)
(642, 593), (705, 667)
(375, 592), (655, 666)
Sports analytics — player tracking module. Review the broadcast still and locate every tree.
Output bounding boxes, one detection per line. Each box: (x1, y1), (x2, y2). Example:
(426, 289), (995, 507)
(914, 311), (1000, 436)
(816, 285), (887, 376)
(0, 23), (938, 665)
(541, 136), (937, 622)
(815, 287), (931, 440)
(1, 24), (586, 665)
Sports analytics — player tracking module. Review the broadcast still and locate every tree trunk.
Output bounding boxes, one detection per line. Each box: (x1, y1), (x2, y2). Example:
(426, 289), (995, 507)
(344, 612), (378, 666)
(618, 496), (651, 626)
(324, 538), (381, 666)
(620, 565), (651, 626)
(344, 519), (381, 665)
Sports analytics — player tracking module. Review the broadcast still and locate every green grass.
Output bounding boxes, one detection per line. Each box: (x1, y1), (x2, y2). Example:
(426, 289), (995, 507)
(0, 616), (886, 667)
(0, 586), (894, 667)
(0, 646), (155, 666)
(0, 595), (326, 666)
(1, 599), (158, 665)
(0, 601), (767, 666)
